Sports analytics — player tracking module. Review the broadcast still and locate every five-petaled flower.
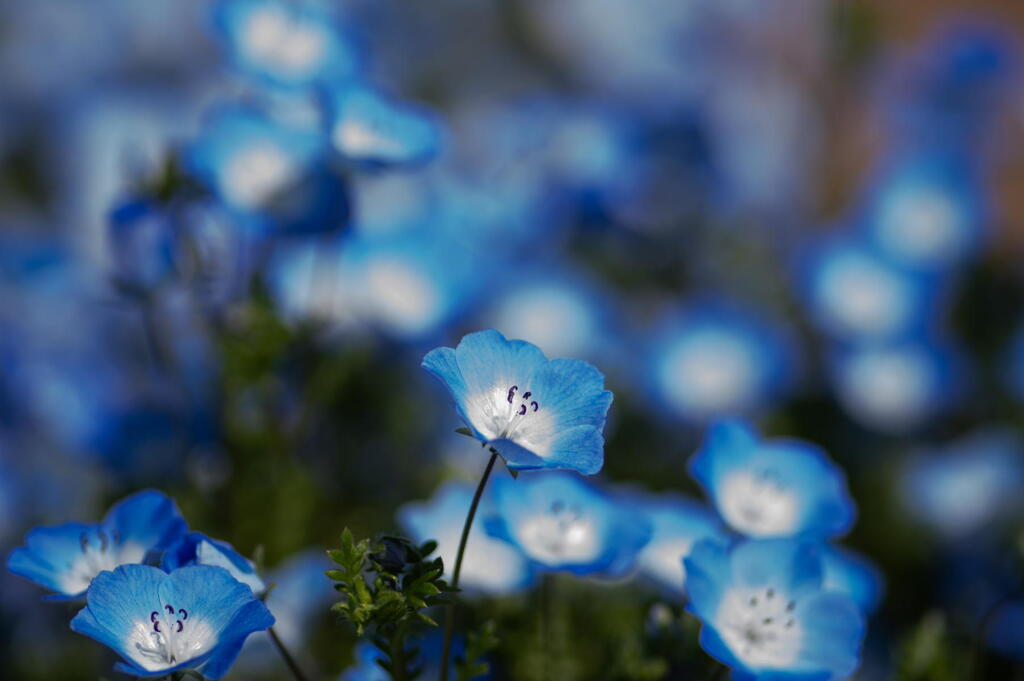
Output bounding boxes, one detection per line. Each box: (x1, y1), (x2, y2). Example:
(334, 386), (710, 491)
(70, 564), (275, 679)
(422, 329), (613, 474)
(685, 538), (865, 681)
(7, 490), (187, 599)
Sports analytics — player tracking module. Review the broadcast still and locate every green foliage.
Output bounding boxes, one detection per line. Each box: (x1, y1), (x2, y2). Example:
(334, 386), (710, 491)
(456, 620), (499, 681)
(894, 611), (962, 681)
(328, 528), (453, 681)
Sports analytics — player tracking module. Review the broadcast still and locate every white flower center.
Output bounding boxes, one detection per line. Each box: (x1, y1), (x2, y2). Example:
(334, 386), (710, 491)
(129, 603), (217, 671)
(241, 5), (328, 77)
(716, 586), (803, 669)
(222, 141), (299, 210)
(880, 187), (962, 264)
(819, 252), (908, 337)
(641, 537), (694, 589)
(60, 530), (147, 596)
(363, 258), (440, 336)
(516, 499), (601, 565)
(719, 468), (799, 537)
(660, 330), (757, 417)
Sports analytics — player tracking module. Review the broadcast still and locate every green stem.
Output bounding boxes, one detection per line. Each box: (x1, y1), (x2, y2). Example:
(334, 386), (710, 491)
(268, 625), (312, 681)
(439, 449), (500, 681)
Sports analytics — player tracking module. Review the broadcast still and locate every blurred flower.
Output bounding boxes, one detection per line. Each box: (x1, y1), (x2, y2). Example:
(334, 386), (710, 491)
(901, 428), (1024, 539)
(108, 198), (178, 292)
(422, 329), (614, 474)
(342, 641), (389, 681)
(7, 490), (186, 599)
(821, 545), (885, 616)
(645, 302), (795, 424)
(398, 481), (532, 595)
(685, 538), (864, 681)
(861, 152), (985, 272)
(328, 85), (442, 167)
(486, 472), (651, 577)
(70, 564), (274, 679)
(162, 532), (265, 595)
(628, 492), (729, 597)
(831, 339), (961, 434)
(214, 0), (358, 90)
(688, 421), (855, 540)
(187, 106), (349, 234)
(801, 237), (935, 342)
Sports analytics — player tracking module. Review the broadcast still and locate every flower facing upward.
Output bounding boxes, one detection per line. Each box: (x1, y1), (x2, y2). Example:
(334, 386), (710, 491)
(7, 490), (186, 599)
(70, 564), (274, 679)
(685, 538), (864, 681)
(422, 329), (613, 474)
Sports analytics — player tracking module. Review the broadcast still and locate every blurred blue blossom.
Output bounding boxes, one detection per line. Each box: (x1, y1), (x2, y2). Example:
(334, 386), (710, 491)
(422, 330), (613, 474)
(685, 538), (864, 681)
(821, 545), (885, 616)
(486, 472), (651, 577)
(162, 532), (265, 595)
(901, 428), (1024, 539)
(399, 481), (533, 595)
(70, 564), (274, 679)
(689, 421), (855, 540)
(214, 0), (359, 91)
(328, 85), (441, 168)
(8, 490), (186, 600)
(628, 492), (729, 598)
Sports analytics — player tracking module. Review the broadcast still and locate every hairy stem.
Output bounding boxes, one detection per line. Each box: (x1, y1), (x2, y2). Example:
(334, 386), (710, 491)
(268, 625), (312, 681)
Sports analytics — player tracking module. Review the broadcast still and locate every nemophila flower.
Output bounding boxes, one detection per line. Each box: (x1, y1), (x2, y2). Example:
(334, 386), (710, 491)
(628, 492), (729, 598)
(422, 329), (613, 474)
(399, 481), (533, 594)
(480, 265), (616, 364)
(689, 421), (855, 540)
(900, 428), (1024, 539)
(685, 538), (864, 681)
(328, 85), (441, 168)
(108, 198), (177, 292)
(821, 546), (885, 615)
(800, 237), (934, 342)
(831, 339), (961, 434)
(70, 564), (274, 679)
(646, 303), (795, 424)
(162, 532), (265, 595)
(187, 106), (349, 235)
(486, 472), (651, 576)
(214, 0), (358, 90)
(7, 490), (186, 599)
(861, 153), (985, 272)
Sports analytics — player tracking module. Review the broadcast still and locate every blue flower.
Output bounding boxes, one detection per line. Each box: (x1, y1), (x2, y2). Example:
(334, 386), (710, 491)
(342, 641), (389, 681)
(629, 492), (730, 598)
(162, 532), (265, 595)
(800, 236), (936, 342)
(70, 564), (274, 679)
(328, 85), (441, 168)
(214, 0), (359, 90)
(689, 421), (855, 540)
(646, 302), (795, 423)
(422, 329), (613, 474)
(108, 199), (178, 291)
(831, 339), (961, 434)
(486, 472), (651, 577)
(7, 490), (187, 599)
(821, 546), (885, 615)
(685, 538), (865, 681)
(900, 428), (1024, 539)
(187, 106), (349, 235)
(399, 481), (533, 595)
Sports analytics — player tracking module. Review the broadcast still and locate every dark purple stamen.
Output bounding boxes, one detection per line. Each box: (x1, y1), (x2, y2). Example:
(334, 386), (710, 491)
(178, 609), (188, 620)
(150, 611), (159, 623)
(507, 386), (518, 403)
(531, 401), (539, 412)
(522, 391), (532, 400)
(176, 620), (184, 633)
(518, 404), (526, 416)
(79, 533), (89, 553)
(165, 604), (175, 615)
(154, 621), (161, 633)
(98, 531), (108, 552)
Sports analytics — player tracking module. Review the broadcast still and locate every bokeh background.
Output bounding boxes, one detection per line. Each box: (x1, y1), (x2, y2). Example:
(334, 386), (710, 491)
(2, 0), (1024, 679)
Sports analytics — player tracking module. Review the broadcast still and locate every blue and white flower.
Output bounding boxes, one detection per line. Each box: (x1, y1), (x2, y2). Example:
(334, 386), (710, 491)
(214, 0), (358, 90)
(821, 545), (885, 615)
(162, 532), (265, 595)
(831, 339), (960, 434)
(328, 85), (441, 168)
(187, 106), (349, 234)
(70, 564), (274, 679)
(399, 481), (533, 595)
(422, 329), (614, 474)
(486, 472), (651, 576)
(7, 490), (187, 599)
(629, 492), (729, 597)
(689, 421), (855, 540)
(685, 538), (865, 681)
(646, 303), (794, 424)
